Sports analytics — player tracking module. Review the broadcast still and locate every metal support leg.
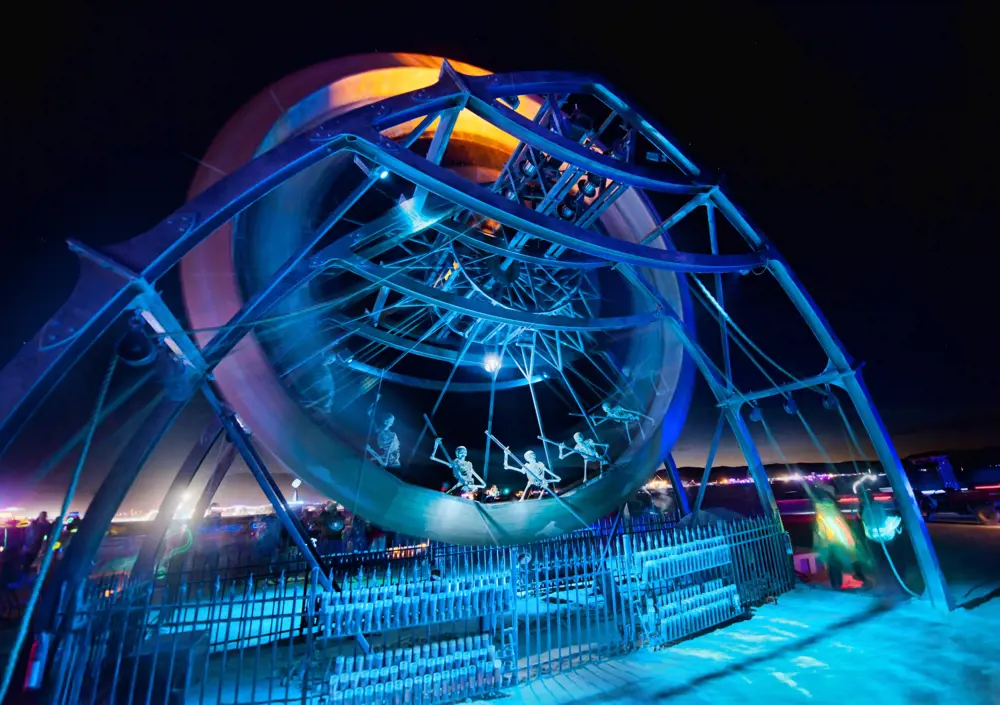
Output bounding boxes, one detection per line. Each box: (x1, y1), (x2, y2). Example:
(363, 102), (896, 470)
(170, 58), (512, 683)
(693, 412), (726, 516)
(625, 262), (780, 518)
(842, 369), (954, 609)
(662, 317), (779, 517)
(664, 454), (689, 516)
(187, 441), (238, 537)
(763, 255), (953, 611)
(202, 385), (370, 652)
(202, 387), (331, 586)
(131, 419), (223, 581)
(39, 395), (191, 627)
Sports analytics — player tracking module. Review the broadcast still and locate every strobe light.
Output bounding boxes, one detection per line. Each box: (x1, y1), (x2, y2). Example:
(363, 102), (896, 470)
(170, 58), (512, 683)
(483, 352), (502, 374)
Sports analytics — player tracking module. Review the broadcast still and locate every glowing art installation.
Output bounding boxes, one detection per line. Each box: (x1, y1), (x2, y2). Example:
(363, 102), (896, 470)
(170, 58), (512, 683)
(0, 54), (954, 612)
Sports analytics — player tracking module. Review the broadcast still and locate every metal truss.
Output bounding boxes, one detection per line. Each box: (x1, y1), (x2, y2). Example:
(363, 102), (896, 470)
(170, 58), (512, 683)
(0, 56), (951, 610)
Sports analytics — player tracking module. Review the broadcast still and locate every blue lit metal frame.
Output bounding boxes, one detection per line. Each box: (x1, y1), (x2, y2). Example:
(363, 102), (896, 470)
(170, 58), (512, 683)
(0, 62), (950, 610)
(0, 68), (757, 452)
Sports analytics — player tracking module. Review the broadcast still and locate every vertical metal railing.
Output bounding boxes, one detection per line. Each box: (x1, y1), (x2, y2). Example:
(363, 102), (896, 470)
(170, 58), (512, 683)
(43, 513), (792, 703)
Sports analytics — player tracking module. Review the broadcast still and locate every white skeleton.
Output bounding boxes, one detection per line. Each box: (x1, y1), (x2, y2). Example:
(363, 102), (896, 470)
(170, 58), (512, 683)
(430, 438), (485, 495)
(366, 397), (400, 468)
(544, 432), (610, 482)
(591, 402), (652, 443)
(304, 356), (337, 415)
(505, 448), (560, 501)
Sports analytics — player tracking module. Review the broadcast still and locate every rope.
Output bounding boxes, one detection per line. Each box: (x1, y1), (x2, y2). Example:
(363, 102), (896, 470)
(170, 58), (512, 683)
(0, 353), (118, 703)
(689, 274), (825, 396)
(881, 542), (921, 598)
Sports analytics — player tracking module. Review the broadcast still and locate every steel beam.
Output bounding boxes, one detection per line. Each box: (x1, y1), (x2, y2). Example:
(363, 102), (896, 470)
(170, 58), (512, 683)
(718, 367), (849, 407)
(693, 412), (727, 516)
(0, 258), (139, 457)
(765, 257), (953, 611)
(201, 386), (336, 588)
(185, 440), (238, 548)
(38, 393), (191, 626)
(131, 419), (223, 582)
(664, 454), (690, 515)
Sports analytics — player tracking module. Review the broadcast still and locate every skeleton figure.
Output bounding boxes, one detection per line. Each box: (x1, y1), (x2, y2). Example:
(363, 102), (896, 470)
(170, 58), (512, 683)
(505, 449), (561, 501)
(430, 438), (485, 495)
(555, 432), (610, 482)
(303, 355), (337, 415)
(366, 398), (400, 468)
(592, 402), (652, 443)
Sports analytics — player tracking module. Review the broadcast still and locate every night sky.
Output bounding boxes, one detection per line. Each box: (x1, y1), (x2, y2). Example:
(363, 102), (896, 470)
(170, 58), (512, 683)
(2, 3), (996, 512)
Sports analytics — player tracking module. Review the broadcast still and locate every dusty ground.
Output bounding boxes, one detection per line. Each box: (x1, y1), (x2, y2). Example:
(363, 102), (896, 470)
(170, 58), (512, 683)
(489, 585), (1000, 705)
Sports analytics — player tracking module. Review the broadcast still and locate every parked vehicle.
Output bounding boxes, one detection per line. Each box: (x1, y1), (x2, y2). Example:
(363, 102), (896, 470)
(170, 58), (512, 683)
(919, 487), (1000, 525)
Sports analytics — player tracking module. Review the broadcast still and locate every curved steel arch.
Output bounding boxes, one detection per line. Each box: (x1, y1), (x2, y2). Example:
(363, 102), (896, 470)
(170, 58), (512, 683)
(351, 136), (764, 273)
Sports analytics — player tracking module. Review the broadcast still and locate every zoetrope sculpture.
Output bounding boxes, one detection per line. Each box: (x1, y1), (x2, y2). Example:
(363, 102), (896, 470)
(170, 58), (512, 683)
(0, 53), (953, 611)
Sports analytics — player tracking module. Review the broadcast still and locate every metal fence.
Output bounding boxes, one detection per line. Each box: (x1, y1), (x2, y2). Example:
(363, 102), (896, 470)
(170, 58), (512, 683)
(37, 514), (793, 705)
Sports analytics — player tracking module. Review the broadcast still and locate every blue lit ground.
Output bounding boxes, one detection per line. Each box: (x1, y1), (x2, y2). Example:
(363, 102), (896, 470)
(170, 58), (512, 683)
(485, 585), (1000, 705)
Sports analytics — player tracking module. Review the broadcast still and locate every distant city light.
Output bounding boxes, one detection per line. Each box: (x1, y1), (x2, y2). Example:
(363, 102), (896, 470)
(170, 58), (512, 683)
(483, 352), (502, 374)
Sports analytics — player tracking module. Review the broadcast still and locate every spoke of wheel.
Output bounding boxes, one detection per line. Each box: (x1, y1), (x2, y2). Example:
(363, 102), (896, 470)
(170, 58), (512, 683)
(564, 360), (607, 400)
(522, 333), (554, 471)
(580, 347), (630, 401)
(405, 319), (484, 467)
(481, 334), (511, 486)
(332, 310), (435, 412)
(280, 303), (414, 379)
(557, 358), (601, 439)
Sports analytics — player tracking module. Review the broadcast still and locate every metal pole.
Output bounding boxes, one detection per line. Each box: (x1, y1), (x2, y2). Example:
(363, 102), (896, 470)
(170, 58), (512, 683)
(39, 394), (191, 626)
(200, 387), (336, 589)
(763, 255), (953, 611)
(664, 454), (690, 516)
(693, 412), (726, 516)
(182, 441), (238, 570)
(132, 419), (223, 581)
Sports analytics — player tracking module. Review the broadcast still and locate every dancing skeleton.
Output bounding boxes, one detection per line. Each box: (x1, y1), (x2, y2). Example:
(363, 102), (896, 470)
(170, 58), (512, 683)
(486, 432), (560, 501)
(591, 402), (652, 443)
(430, 438), (485, 495)
(366, 395), (401, 468)
(541, 432), (610, 482)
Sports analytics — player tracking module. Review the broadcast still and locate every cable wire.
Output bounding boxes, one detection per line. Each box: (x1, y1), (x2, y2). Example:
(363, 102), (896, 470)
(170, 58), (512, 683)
(0, 353), (118, 703)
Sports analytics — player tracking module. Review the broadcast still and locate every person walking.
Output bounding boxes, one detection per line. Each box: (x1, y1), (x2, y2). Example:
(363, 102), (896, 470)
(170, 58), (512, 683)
(812, 485), (869, 589)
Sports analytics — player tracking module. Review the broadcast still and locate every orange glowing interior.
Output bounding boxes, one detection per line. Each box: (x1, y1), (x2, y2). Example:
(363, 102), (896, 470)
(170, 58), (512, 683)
(315, 56), (541, 154)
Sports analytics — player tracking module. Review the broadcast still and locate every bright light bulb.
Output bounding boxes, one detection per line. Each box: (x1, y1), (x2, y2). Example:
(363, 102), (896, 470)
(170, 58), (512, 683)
(378, 169), (389, 179)
(483, 353), (502, 374)
(291, 478), (302, 489)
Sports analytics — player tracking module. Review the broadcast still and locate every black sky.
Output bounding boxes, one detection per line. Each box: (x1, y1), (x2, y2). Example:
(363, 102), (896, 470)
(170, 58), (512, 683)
(1, 3), (997, 510)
